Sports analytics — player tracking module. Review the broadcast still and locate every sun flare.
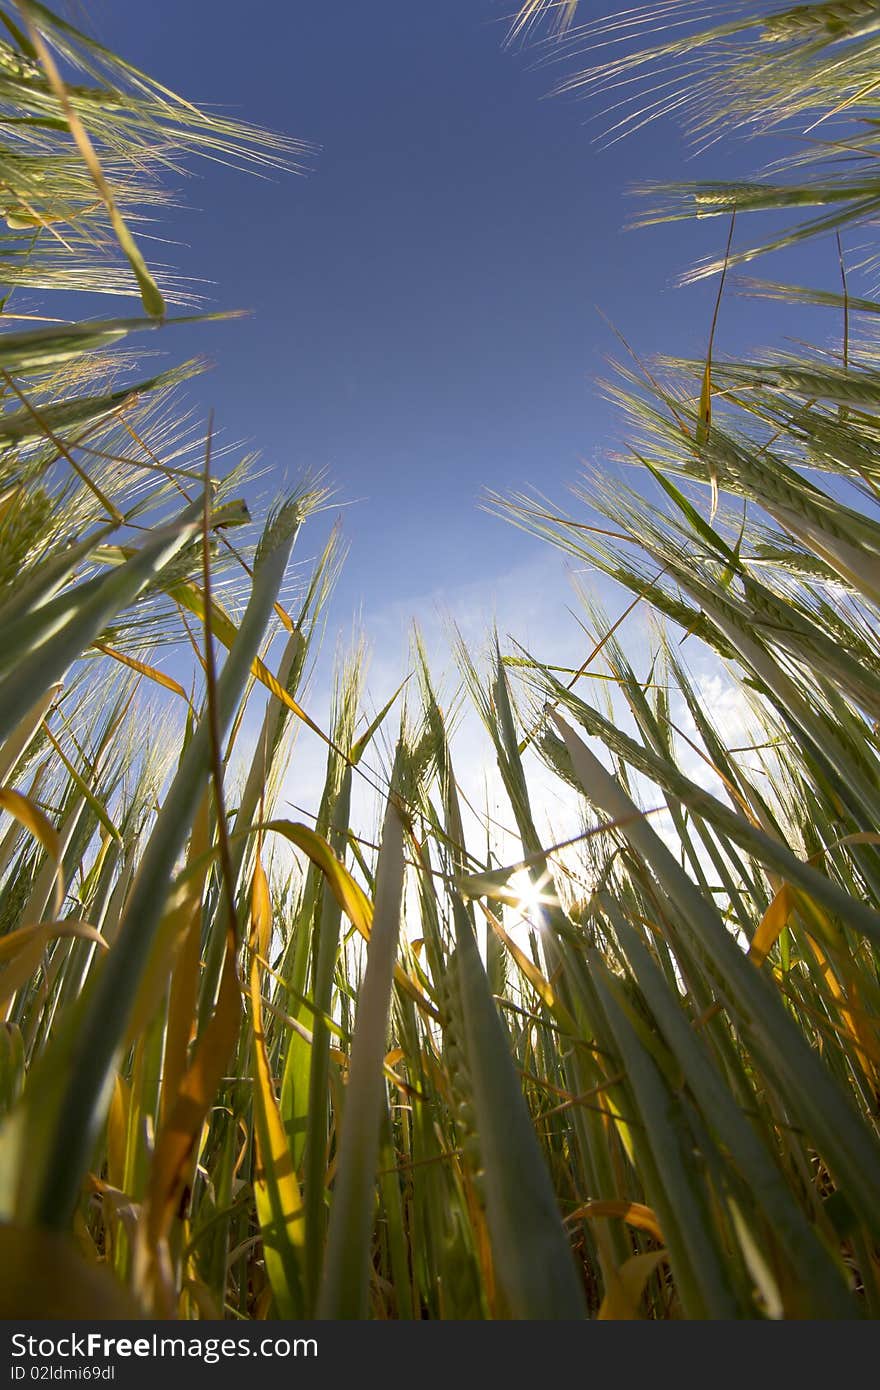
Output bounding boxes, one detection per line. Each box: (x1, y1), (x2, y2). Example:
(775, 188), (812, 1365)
(505, 868), (557, 930)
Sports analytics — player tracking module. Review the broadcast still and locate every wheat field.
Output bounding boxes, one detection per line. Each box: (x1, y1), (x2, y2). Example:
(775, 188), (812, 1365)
(0, 0), (879, 1320)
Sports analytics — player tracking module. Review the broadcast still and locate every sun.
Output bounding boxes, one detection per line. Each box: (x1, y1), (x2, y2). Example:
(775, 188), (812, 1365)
(505, 868), (557, 932)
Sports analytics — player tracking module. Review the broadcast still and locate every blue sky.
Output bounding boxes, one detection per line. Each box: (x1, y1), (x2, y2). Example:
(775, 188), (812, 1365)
(90, 1), (841, 678)
(76, 0), (855, 842)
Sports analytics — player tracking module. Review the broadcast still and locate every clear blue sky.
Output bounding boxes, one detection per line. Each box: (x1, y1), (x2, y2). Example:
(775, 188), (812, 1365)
(92, 0), (837, 636)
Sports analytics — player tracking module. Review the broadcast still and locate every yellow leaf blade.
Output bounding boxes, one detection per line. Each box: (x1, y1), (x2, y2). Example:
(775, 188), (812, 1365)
(598, 1250), (668, 1320)
(248, 860), (305, 1317)
(571, 1200), (664, 1247)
